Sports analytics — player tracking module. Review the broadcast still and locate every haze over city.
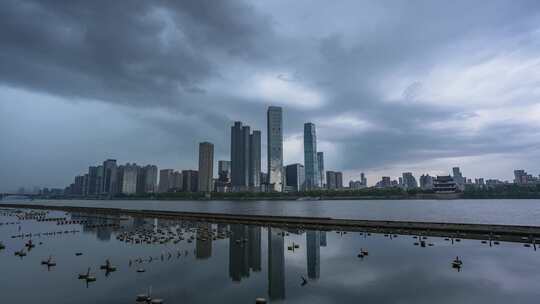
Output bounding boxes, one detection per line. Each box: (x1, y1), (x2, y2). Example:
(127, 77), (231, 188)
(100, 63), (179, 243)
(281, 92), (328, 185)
(3, 0), (540, 192)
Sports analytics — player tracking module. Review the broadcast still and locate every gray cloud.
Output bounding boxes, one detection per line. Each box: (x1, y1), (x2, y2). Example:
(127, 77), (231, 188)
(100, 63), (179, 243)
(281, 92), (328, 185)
(2, 0), (540, 190)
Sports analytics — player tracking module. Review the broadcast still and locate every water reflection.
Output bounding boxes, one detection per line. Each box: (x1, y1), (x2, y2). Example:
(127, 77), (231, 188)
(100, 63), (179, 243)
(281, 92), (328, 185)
(306, 230), (320, 280)
(268, 227), (285, 301)
(1, 208), (540, 304)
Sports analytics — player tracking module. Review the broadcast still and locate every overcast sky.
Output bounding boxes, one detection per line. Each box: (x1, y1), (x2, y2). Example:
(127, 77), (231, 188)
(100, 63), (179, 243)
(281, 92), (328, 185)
(2, 0), (540, 191)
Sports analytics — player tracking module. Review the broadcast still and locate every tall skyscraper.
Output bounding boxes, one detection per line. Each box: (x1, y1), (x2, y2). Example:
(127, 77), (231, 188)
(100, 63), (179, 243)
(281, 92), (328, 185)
(326, 171), (343, 190)
(143, 165), (158, 193)
(285, 163), (305, 192)
(102, 159), (118, 195)
(249, 130), (261, 189)
(158, 169), (174, 193)
(95, 165), (104, 194)
(317, 152), (325, 188)
(267, 106), (283, 192)
(118, 163), (138, 194)
(136, 165), (157, 194)
(304, 123), (319, 190)
(87, 166), (98, 195)
(268, 227), (285, 300)
(182, 170), (198, 192)
(231, 121), (250, 191)
(172, 171), (183, 191)
(198, 142), (214, 193)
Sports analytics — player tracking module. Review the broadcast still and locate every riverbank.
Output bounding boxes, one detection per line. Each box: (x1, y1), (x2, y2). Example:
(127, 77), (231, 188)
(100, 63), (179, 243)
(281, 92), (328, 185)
(3, 203), (540, 244)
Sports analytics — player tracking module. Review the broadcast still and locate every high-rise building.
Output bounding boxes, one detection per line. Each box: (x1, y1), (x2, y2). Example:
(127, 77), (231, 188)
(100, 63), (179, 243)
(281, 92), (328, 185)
(73, 175), (85, 195)
(317, 152), (325, 188)
(218, 160), (231, 181)
(376, 176), (392, 188)
(172, 171), (183, 191)
(402, 172), (418, 190)
(336, 172), (343, 189)
(360, 172), (367, 187)
(142, 165), (158, 193)
(231, 122), (250, 191)
(87, 166), (98, 195)
(267, 106), (283, 192)
(216, 160), (231, 192)
(304, 123), (319, 190)
(285, 163), (305, 192)
(326, 171), (343, 190)
(95, 165), (104, 194)
(182, 170), (198, 192)
(419, 174), (434, 190)
(452, 167), (465, 190)
(198, 142), (214, 193)
(158, 169), (174, 193)
(513, 169), (538, 185)
(349, 180), (364, 189)
(118, 163), (138, 194)
(249, 130), (261, 189)
(102, 159), (118, 195)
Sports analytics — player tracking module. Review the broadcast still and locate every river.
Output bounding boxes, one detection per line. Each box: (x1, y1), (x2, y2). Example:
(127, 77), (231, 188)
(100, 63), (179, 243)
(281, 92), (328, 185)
(2, 198), (540, 226)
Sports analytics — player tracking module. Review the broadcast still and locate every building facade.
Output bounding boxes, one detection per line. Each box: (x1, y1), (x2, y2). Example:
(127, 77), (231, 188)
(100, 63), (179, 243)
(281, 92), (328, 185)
(285, 163), (305, 192)
(102, 159), (118, 195)
(267, 106), (283, 192)
(231, 122), (251, 191)
(304, 123), (319, 190)
(158, 169), (174, 193)
(249, 130), (261, 190)
(317, 152), (325, 188)
(402, 172), (418, 190)
(118, 163), (138, 194)
(182, 170), (199, 192)
(198, 142), (214, 192)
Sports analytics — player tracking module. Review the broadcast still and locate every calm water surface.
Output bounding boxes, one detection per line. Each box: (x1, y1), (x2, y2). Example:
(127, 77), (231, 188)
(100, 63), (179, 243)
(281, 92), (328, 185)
(3, 198), (540, 225)
(1, 207), (540, 303)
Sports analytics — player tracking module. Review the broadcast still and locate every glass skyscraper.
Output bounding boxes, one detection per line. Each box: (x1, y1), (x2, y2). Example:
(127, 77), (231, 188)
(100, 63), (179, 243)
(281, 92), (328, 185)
(267, 106), (283, 192)
(231, 122), (250, 191)
(304, 123), (319, 190)
(317, 151), (325, 188)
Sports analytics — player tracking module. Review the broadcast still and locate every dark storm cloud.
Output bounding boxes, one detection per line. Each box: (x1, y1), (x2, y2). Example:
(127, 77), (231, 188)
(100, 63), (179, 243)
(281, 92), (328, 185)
(0, 0), (273, 108)
(2, 0), (540, 190)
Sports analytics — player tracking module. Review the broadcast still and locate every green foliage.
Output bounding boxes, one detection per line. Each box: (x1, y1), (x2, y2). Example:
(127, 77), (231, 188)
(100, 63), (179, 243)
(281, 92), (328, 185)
(464, 184), (540, 198)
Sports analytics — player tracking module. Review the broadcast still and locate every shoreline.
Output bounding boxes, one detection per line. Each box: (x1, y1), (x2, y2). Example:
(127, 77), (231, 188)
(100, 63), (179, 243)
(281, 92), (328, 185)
(2, 202), (540, 244)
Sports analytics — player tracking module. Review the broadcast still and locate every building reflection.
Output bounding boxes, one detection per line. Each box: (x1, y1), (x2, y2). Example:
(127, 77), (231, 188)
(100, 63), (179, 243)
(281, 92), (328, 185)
(248, 226), (261, 271)
(196, 222), (212, 259)
(229, 224), (261, 281)
(320, 231), (327, 247)
(306, 230), (320, 280)
(268, 227), (285, 300)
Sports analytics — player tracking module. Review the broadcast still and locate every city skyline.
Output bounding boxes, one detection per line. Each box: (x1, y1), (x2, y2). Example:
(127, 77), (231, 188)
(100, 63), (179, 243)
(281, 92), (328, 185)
(4, 1), (540, 192)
